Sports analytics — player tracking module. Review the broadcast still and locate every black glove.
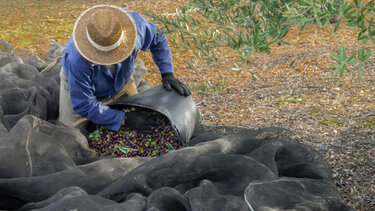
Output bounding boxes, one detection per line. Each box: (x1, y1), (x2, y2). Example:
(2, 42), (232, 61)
(162, 73), (191, 96)
(123, 110), (159, 134)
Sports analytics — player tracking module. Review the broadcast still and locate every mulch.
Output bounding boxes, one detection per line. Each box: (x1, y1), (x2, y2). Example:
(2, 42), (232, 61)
(1, 0), (374, 210)
(176, 28), (375, 210)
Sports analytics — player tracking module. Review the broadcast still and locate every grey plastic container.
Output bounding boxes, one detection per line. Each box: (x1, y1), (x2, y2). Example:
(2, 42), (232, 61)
(111, 85), (201, 145)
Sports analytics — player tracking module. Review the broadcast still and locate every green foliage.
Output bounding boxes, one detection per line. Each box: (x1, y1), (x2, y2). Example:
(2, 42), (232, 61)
(88, 130), (100, 142)
(289, 61), (298, 71)
(166, 142), (175, 151)
(118, 146), (131, 155)
(277, 97), (305, 104)
(318, 119), (345, 126)
(147, 0), (374, 78)
(364, 117), (375, 128)
(330, 45), (373, 79)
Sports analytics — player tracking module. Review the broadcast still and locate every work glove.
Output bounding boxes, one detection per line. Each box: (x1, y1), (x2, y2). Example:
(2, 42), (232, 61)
(123, 110), (159, 134)
(161, 73), (191, 96)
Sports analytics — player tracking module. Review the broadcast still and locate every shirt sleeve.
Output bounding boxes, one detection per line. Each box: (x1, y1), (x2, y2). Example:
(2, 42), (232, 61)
(131, 12), (174, 74)
(66, 62), (125, 131)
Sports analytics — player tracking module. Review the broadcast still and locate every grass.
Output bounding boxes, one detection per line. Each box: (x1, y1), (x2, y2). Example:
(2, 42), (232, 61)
(318, 119), (346, 127)
(0, 0), (79, 56)
(277, 97), (305, 104)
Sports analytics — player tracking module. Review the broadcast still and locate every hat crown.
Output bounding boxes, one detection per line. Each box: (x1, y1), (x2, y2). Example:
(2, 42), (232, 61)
(73, 5), (137, 65)
(87, 9), (122, 47)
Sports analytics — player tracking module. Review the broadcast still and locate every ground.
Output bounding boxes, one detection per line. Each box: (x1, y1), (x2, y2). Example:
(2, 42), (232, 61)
(0, 0), (374, 210)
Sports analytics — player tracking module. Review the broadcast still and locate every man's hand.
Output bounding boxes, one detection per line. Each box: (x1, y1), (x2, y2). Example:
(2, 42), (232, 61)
(123, 110), (159, 134)
(162, 73), (191, 96)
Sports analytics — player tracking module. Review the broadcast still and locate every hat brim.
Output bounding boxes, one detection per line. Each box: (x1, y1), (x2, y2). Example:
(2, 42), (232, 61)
(73, 5), (137, 65)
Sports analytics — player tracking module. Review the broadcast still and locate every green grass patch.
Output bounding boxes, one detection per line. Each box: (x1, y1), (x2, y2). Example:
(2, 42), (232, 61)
(19, 40), (32, 47)
(318, 119), (345, 127)
(364, 117), (374, 128)
(277, 97), (305, 104)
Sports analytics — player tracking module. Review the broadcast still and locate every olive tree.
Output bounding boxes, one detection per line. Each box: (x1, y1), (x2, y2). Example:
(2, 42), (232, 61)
(147, 0), (374, 79)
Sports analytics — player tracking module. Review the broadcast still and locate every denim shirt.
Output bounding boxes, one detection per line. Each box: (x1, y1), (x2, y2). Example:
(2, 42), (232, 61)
(62, 10), (173, 131)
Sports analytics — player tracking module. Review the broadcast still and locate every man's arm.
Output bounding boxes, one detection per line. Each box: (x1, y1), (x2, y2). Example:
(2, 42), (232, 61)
(62, 45), (125, 131)
(129, 11), (173, 74)
(129, 12), (191, 96)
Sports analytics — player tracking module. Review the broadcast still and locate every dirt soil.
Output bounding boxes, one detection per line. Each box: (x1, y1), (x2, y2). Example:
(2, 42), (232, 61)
(1, 0), (374, 210)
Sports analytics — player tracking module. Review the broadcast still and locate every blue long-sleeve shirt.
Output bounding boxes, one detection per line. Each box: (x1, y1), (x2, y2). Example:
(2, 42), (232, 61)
(62, 10), (173, 131)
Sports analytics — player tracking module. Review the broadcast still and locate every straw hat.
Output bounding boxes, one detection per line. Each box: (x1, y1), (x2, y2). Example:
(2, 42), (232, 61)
(73, 5), (137, 65)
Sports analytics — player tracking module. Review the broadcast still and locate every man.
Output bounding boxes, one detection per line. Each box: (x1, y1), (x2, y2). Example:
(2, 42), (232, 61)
(59, 5), (190, 133)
